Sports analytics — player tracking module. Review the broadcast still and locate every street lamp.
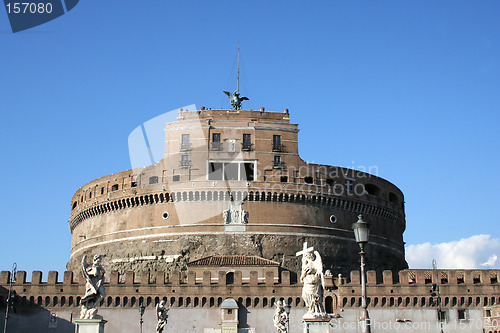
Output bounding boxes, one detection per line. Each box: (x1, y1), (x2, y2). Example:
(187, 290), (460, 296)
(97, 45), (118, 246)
(139, 302), (145, 333)
(352, 214), (370, 333)
(3, 263), (17, 333)
(284, 301), (291, 333)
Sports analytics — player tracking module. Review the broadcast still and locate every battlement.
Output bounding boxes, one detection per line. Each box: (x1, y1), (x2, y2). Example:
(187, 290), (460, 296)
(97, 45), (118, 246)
(2, 268), (498, 289)
(176, 108), (291, 123)
(1, 269), (499, 312)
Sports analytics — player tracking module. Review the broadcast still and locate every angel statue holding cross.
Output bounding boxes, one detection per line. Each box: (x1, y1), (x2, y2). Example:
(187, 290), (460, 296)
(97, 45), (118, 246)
(296, 242), (327, 319)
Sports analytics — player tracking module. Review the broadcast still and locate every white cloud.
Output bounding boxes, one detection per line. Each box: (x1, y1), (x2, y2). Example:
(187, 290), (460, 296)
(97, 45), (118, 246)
(481, 254), (498, 267)
(405, 234), (500, 269)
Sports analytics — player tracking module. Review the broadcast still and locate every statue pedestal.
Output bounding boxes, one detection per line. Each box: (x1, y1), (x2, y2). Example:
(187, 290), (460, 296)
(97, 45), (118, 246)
(74, 319), (107, 333)
(303, 317), (330, 333)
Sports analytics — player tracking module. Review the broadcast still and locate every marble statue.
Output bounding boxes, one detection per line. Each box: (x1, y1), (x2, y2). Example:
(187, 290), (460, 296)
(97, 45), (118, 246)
(223, 203), (249, 224)
(223, 90), (249, 110)
(80, 254), (106, 319)
(273, 300), (288, 333)
(223, 209), (230, 224)
(156, 300), (168, 333)
(296, 242), (327, 319)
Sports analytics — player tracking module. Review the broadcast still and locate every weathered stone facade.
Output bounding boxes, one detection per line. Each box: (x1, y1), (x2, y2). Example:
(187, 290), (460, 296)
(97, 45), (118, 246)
(68, 109), (406, 276)
(1, 268), (499, 332)
(3, 108), (498, 332)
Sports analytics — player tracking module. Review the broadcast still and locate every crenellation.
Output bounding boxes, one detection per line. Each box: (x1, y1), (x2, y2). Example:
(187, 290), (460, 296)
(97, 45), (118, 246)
(399, 270), (410, 285)
(217, 271), (225, 285)
(170, 271), (180, 286)
(234, 271), (242, 285)
(202, 271), (211, 286)
(250, 271), (258, 286)
(48, 271), (58, 284)
(366, 270), (377, 285)
(155, 271), (165, 285)
(383, 270), (393, 285)
(281, 270), (290, 285)
(109, 271), (119, 285)
(124, 271), (134, 286)
(187, 271), (196, 285)
(16, 270), (27, 284)
(350, 271), (360, 285)
(0, 271), (9, 284)
(140, 271), (150, 285)
(32, 271), (42, 284)
(265, 271), (274, 285)
(63, 271), (74, 285)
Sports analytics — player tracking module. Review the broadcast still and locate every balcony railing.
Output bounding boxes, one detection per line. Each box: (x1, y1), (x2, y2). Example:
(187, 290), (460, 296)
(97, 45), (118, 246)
(272, 144), (285, 152)
(241, 143), (254, 151)
(211, 142), (223, 151)
(273, 161), (285, 169)
(180, 143), (192, 151)
(179, 160), (191, 168)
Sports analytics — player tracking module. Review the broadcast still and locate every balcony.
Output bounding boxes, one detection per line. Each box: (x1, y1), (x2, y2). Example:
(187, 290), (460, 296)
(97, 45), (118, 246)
(180, 143), (192, 152)
(273, 161), (285, 169)
(211, 142), (223, 151)
(179, 160), (191, 168)
(272, 144), (285, 152)
(241, 143), (254, 151)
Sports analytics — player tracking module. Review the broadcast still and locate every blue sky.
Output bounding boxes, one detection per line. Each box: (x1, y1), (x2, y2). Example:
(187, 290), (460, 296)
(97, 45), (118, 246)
(1, 1), (499, 275)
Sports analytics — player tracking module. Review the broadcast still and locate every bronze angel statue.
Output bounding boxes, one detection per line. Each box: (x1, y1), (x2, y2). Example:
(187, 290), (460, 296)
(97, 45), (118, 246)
(80, 254), (106, 319)
(223, 90), (249, 110)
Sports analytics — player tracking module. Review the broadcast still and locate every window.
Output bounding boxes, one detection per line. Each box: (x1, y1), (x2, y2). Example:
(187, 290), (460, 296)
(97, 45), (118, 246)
(485, 309), (492, 317)
(346, 178), (354, 193)
(111, 184), (119, 191)
(224, 163), (239, 180)
(212, 133), (222, 151)
(280, 176), (288, 183)
(273, 155), (282, 168)
(180, 155), (190, 168)
(208, 161), (255, 181)
(241, 163), (254, 181)
(458, 309), (467, 320)
(182, 134), (190, 145)
(364, 184), (380, 196)
(273, 135), (282, 151)
(304, 176), (313, 184)
(208, 163), (223, 180)
(181, 134), (190, 150)
(226, 272), (234, 285)
(172, 175), (180, 182)
(242, 134), (252, 150)
(149, 176), (158, 184)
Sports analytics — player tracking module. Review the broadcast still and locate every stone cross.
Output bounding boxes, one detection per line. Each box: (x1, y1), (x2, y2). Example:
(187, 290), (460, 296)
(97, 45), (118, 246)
(296, 241), (314, 257)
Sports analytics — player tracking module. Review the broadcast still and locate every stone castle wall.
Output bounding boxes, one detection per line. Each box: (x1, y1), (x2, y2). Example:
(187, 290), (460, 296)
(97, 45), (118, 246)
(1, 269), (499, 332)
(67, 109), (407, 275)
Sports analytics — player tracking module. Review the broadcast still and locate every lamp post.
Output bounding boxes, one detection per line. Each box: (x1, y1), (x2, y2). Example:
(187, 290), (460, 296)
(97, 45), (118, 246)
(284, 301), (291, 333)
(139, 302), (145, 333)
(352, 214), (370, 333)
(3, 263), (17, 333)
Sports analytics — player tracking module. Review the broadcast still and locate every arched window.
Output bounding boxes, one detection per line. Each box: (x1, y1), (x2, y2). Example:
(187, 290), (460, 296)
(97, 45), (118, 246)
(226, 272), (234, 285)
(325, 296), (334, 313)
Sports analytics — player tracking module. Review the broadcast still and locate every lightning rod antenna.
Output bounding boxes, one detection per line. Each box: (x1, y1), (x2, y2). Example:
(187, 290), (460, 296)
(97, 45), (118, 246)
(237, 41), (240, 92)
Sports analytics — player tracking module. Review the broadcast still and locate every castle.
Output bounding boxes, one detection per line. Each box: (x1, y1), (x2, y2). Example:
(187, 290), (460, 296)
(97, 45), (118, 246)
(1, 108), (499, 332)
